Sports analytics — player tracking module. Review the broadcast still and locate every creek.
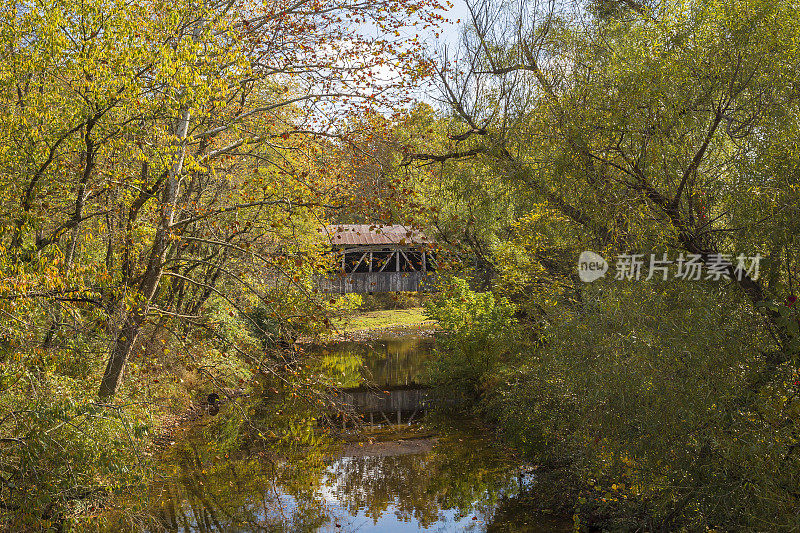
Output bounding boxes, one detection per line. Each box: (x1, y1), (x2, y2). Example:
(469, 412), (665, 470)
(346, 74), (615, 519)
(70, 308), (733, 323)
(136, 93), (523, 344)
(99, 332), (571, 532)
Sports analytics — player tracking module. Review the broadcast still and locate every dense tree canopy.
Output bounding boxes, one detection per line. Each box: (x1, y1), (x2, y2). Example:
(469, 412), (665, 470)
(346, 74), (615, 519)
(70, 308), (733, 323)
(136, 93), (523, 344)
(400, 0), (800, 529)
(4, 0), (800, 529)
(0, 0), (446, 525)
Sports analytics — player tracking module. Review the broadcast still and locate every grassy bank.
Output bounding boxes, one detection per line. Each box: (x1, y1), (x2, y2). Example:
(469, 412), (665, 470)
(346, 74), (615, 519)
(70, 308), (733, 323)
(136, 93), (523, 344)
(331, 307), (434, 333)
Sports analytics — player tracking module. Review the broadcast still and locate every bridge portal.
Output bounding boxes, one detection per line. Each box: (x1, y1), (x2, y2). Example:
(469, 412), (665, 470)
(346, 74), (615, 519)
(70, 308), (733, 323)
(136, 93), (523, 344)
(318, 224), (436, 294)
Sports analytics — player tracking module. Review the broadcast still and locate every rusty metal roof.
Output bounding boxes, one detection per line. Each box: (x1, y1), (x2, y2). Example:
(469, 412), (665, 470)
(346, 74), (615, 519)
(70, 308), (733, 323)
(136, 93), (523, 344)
(320, 224), (433, 246)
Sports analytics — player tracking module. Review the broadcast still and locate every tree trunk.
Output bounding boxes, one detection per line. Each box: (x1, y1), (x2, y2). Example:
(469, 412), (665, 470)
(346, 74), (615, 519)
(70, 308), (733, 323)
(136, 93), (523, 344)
(97, 226), (171, 399)
(97, 105), (191, 400)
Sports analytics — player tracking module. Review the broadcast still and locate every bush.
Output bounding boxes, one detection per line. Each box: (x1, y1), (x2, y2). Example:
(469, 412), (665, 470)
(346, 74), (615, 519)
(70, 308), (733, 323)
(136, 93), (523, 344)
(425, 276), (524, 405)
(359, 292), (424, 311)
(0, 367), (152, 530)
(429, 277), (800, 530)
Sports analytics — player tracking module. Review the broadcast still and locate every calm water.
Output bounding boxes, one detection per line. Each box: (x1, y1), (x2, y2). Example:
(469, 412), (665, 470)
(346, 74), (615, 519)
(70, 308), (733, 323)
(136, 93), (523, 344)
(98, 334), (570, 533)
(310, 334), (434, 388)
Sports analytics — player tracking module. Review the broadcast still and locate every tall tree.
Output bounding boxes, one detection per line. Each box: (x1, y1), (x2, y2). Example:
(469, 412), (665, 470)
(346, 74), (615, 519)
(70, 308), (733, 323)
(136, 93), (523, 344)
(413, 0), (800, 352)
(0, 0), (445, 399)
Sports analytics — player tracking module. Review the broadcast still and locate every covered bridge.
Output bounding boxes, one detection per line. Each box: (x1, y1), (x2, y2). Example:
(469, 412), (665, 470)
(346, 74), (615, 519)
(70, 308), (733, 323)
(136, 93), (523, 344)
(318, 224), (436, 293)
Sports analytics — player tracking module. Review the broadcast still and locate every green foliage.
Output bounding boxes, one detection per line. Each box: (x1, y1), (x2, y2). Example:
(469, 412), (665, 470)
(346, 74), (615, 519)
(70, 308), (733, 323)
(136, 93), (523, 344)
(0, 0), (446, 520)
(331, 294), (364, 314)
(429, 275), (800, 529)
(243, 304), (286, 347)
(408, 0), (800, 528)
(426, 276), (516, 338)
(358, 292), (422, 311)
(0, 369), (152, 529)
(425, 276), (523, 404)
(757, 299), (800, 359)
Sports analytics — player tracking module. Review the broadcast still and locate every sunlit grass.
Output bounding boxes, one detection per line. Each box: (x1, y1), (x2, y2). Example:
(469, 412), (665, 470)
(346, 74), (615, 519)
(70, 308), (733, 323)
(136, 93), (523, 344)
(332, 307), (434, 332)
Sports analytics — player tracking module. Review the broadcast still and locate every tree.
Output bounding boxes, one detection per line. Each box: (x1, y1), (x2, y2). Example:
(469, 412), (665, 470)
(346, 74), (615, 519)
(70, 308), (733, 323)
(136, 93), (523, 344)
(412, 0), (800, 528)
(415, 0), (800, 354)
(0, 0), (446, 400)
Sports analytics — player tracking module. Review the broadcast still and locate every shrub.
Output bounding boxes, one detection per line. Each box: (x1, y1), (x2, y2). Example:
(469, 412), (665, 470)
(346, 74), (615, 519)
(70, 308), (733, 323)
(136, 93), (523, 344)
(425, 276), (524, 405)
(429, 277), (800, 530)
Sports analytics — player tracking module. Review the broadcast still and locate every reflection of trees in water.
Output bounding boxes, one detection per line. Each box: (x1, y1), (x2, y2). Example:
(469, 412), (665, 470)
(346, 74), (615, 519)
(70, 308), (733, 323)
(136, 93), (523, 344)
(329, 454), (442, 527)
(315, 349), (364, 388)
(315, 337), (435, 387)
(144, 442), (332, 533)
(327, 435), (520, 528)
(104, 335), (519, 532)
(107, 429), (520, 532)
(104, 427), (520, 533)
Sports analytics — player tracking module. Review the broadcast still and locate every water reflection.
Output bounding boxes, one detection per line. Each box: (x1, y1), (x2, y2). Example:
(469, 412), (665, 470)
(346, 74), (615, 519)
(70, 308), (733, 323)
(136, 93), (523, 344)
(97, 334), (570, 532)
(101, 424), (528, 533)
(311, 335), (434, 388)
(322, 429), (520, 532)
(117, 441), (330, 532)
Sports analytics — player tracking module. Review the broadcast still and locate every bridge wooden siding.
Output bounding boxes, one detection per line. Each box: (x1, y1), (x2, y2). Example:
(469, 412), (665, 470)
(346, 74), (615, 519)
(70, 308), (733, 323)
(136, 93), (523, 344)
(318, 271), (435, 293)
(319, 224), (436, 294)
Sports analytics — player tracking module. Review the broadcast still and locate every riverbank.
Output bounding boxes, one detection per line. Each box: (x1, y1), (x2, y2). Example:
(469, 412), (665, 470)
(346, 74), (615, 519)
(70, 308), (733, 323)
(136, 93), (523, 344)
(333, 307), (434, 331)
(341, 424), (439, 457)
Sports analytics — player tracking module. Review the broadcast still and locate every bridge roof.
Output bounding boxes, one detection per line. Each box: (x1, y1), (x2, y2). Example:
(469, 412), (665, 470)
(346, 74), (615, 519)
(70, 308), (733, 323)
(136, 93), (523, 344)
(321, 224), (433, 247)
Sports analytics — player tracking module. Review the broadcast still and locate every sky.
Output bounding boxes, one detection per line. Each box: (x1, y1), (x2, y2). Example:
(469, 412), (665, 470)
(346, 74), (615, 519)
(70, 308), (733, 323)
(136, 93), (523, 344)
(353, 0), (473, 107)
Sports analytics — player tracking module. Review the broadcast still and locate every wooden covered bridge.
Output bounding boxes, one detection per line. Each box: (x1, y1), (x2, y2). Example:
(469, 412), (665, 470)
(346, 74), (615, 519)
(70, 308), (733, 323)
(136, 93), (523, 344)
(318, 224), (436, 294)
